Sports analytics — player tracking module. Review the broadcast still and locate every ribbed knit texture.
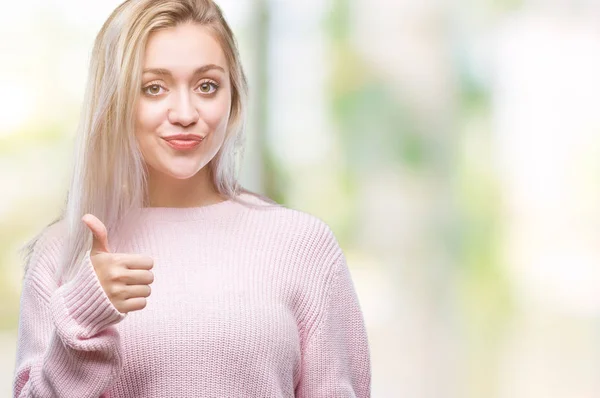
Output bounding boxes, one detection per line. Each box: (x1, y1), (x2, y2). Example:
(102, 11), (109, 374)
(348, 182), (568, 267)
(13, 193), (371, 397)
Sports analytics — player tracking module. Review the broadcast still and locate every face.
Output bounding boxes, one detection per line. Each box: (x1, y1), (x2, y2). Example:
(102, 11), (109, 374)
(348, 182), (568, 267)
(135, 22), (231, 181)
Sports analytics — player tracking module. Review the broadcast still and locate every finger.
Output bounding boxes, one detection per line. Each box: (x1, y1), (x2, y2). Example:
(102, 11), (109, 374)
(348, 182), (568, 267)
(122, 269), (154, 285)
(123, 255), (154, 270)
(124, 284), (151, 299)
(121, 297), (147, 313)
(82, 214), (111, 254)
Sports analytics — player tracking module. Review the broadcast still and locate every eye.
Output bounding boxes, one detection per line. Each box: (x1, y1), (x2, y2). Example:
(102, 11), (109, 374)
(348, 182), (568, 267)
(196, 80), (219, 95)
(142, 83), (167, 97)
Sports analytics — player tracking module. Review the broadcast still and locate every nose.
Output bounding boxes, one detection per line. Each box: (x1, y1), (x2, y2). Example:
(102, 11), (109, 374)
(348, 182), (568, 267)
(167, 90), (199, 127)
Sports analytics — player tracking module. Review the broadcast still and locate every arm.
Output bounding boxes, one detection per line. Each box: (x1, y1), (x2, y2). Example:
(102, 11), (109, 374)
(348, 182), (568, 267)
(295, 254), (372, 398)
(13, 243), (126, 398)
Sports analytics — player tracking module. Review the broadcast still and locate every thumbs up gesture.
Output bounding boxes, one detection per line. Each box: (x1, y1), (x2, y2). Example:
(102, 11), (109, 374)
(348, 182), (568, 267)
(81, 214), (154, 314)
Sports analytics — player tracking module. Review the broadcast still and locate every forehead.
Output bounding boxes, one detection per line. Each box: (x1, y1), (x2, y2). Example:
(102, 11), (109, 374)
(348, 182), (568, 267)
(143, 22), (228, 71)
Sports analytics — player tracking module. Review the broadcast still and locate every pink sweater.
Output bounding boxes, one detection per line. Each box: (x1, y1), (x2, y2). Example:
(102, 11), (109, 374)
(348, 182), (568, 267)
(13, 193), (371, 397)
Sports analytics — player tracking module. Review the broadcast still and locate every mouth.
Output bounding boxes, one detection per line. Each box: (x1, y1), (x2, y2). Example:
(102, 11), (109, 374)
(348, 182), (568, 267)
(162, 134), (205, 141)
(162, 135), (205, 151)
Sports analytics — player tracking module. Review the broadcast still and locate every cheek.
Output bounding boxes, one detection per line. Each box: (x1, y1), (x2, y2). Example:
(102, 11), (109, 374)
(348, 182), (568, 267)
(136, 100), (165, 133)
(203, 95), (232, 133)
(135, 101), (166, 166)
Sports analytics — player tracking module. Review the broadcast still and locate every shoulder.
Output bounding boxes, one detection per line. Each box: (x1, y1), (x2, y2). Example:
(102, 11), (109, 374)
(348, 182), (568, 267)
(22, 218), (68, 278)
(238, 192), (344, 265)
(37, 218), (69, 253)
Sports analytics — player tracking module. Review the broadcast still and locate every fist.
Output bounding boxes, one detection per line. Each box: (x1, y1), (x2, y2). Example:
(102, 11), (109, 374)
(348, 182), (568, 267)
(82, 214), (154, 314)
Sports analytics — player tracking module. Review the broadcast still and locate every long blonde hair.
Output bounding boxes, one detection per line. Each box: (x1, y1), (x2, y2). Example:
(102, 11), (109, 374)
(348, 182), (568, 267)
(21, 0), (279, 283)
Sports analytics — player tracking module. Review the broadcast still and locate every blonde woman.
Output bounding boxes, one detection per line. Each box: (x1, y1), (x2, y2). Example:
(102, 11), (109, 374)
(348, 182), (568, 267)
(12, 0), (371, 396)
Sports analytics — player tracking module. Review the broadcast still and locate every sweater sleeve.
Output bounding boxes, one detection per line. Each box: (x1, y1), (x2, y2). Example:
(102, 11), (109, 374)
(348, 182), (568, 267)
(295, 254), (372, 398)
(13, 243), (127, 398)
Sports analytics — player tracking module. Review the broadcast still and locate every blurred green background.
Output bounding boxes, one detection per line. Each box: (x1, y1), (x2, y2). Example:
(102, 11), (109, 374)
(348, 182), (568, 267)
(3, 0), (600, 396)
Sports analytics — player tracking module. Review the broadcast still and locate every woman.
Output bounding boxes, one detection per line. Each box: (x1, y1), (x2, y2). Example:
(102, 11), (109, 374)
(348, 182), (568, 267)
(13, 0), (371, 396)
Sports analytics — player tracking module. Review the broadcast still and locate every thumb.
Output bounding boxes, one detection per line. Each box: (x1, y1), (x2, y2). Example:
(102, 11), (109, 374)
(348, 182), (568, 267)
(82, 214), (111, 254)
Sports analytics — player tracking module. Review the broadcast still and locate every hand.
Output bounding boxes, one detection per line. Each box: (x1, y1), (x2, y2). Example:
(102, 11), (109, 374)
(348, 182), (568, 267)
(82, 214), (154, 314)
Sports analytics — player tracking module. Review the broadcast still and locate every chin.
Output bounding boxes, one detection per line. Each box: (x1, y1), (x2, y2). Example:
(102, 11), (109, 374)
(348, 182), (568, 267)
(164, 169), (201, 180)
(164, 163), (210, 180)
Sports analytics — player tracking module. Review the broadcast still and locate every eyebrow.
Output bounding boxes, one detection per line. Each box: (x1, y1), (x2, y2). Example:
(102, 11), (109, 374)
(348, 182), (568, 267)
(142, 64), (225, 76)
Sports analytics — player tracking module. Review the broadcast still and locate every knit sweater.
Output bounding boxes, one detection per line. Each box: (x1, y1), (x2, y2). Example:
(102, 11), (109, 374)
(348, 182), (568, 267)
(13, 192), (371, 397)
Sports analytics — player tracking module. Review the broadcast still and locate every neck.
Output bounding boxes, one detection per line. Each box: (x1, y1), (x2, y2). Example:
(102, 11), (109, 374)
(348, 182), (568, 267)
(145, 165), (225, 208)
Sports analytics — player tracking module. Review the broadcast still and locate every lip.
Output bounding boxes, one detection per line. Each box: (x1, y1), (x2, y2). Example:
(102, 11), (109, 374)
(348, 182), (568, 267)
(162, 134), (205, 151)
(164, 139), (203, 151)
(162, 134), (204, 141)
